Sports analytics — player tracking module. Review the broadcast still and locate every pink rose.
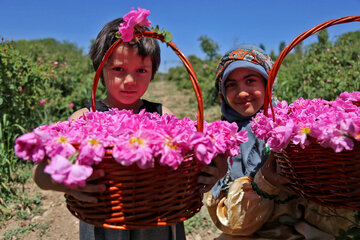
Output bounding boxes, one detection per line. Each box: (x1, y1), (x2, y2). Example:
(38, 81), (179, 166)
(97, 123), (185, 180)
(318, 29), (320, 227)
(44, 155), (72, 184)
(14, 132), (45, 162)
(118, 7), (151, 42)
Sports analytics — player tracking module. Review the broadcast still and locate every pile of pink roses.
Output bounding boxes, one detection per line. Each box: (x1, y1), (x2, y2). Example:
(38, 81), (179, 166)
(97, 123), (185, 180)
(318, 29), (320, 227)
(15, 109), (248, 187)
(251, 91), (360, 153)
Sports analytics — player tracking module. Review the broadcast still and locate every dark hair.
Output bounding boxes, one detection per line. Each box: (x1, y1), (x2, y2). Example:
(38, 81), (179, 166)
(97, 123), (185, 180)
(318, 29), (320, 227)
(89, 18), (161, 82)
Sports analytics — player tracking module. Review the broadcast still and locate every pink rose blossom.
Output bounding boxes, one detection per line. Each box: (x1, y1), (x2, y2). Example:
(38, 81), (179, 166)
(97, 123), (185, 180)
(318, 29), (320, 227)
(44, 155), (72, 184)
(118, 7), (151, 42)
(14, 132), (45, 162)
(45, 136), (76, 158)
(77, 139), (105, 165)
(112, 132), (154, 169)
(189, 132), (214, 165)
(329, 136), (354, 153)
(267, 121), (294, 152)
(39, 100), (46, 106)
(159, 142), (183, 170)
(64, 164), (93, 187)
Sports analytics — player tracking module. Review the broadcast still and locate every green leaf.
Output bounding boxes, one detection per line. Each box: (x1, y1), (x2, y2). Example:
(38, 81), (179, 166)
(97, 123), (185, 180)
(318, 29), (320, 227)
(1, 182), (11, 192)
(0, 98), (3, 105)
(153, 25), (160, 32)
(164, 32), (173, 43)
(115, 32), (122, 39)
(0, 204), (10, 214)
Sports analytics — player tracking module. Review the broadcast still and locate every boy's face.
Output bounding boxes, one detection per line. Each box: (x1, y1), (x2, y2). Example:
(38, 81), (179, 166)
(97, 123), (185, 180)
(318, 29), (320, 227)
(224, 68), (266, 117)
(103, 45), (152, 106)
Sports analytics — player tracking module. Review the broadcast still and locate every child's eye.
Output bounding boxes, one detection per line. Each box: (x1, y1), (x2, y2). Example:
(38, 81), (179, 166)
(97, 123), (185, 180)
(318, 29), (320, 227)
(247, 79), (255, 84)
(246, 78), (260, 85)
(225, 82), (236, 88)
(112, 67), (124, 72)
(137, 68), (148, 73)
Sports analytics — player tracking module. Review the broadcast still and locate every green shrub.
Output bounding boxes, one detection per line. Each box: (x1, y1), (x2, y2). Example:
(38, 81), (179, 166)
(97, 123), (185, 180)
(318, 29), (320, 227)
(167, 55), (218, 109)
(275, 31), (360, 101)
(0, 37), (105, 209)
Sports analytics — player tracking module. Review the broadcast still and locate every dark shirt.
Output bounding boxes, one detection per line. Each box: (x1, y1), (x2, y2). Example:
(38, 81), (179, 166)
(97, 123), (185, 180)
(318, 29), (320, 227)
(84, 99), (162, 115)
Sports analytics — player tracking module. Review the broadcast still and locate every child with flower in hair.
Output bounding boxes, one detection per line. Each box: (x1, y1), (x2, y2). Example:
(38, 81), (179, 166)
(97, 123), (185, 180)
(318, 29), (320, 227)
(205, 45), (357, 239)
(31, 8), (227, 240)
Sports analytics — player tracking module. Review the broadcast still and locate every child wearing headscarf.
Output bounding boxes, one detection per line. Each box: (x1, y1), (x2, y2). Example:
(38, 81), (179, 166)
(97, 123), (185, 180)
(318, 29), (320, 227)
(205, 45), (356, 239)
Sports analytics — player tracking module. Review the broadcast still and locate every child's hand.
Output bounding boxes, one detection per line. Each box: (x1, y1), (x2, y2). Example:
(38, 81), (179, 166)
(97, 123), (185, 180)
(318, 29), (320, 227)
(260, 152), (294, 194)
(198, 154), (228, 193)
(64, 169), (106, 203)
(33, 161), (106, 203)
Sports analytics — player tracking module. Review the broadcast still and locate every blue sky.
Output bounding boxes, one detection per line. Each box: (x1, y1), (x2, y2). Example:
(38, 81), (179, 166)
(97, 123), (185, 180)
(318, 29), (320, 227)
(1, 0), (360, 72)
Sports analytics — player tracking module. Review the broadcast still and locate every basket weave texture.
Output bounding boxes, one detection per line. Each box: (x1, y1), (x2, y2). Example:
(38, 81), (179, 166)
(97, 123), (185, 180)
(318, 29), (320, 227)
(263, 16), (360, 210)
(66, 154), (203, 229)
(65, 31), (204, 229)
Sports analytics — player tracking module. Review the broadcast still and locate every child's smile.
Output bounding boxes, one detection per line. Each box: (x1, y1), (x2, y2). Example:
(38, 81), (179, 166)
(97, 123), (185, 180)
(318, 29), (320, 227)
(224, 68), (266, 117)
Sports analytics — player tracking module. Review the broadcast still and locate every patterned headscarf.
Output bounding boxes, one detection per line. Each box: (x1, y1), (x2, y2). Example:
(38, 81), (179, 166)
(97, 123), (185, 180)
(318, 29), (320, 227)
(215, 44), (274, 95)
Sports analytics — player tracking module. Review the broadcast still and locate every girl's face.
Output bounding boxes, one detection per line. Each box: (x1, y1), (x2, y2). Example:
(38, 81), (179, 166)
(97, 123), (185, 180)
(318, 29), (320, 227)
(102, 45), (152, 107)
(224, 68), (266, 117)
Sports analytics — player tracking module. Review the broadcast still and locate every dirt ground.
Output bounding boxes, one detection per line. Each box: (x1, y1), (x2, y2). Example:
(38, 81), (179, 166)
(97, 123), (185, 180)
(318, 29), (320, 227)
(0, 180), (221, 240)
(0, 79), (223, 240)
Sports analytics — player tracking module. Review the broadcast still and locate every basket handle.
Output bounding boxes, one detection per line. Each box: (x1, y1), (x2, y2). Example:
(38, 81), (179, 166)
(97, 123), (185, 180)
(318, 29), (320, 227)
(264, 16), (360, 119)
(91, 31), (204, 132)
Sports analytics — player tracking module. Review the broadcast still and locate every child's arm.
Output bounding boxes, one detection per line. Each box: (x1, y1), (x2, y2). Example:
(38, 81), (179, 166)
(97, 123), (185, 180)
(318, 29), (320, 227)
(32, 160), (106, 203)
(205, 169), (279, 236)
(69, 108), (90, 120)
(204, 153), (282, 236)
(260, 152), (293, 194)
(198, 154), (228, 193)
(162, 106), (173, 115)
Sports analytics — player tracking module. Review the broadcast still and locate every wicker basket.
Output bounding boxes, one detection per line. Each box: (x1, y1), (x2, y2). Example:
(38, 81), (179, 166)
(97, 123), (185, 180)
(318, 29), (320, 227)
(65, 31), (204, 229)
(263, 16), (360, 210)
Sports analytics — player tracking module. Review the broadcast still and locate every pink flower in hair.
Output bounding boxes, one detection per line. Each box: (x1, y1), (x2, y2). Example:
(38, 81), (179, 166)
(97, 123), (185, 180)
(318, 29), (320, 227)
(118, 7), (151, 42)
